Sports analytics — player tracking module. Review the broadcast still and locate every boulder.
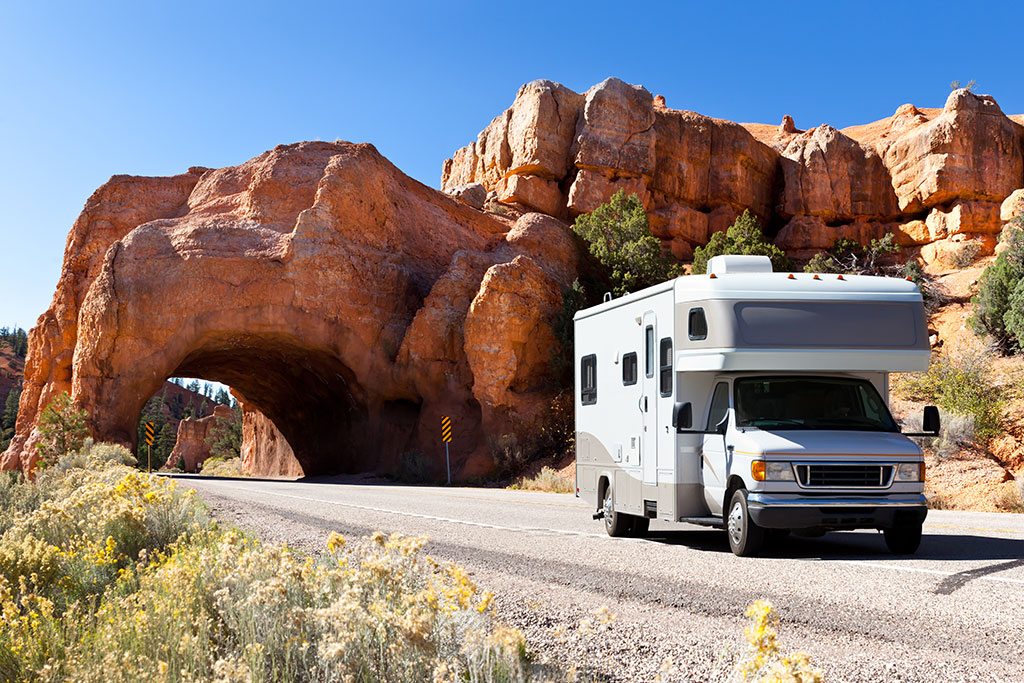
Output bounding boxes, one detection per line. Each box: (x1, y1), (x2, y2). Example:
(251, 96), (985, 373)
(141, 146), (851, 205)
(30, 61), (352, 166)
(445, 182), (487, 210)
(572, 77), (656, 178)
(925, 200), (1002, 240)
(1001, 188), (1024, 223)
(880, 89), (1024, 212)
(778, 125), (899, 221)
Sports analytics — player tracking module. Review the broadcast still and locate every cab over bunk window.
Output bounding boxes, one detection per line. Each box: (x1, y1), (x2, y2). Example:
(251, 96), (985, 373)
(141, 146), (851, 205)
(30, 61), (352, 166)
(659, 338), (673, 397)
(689, 308), (708, 341)
(622, 352), (638, 386)
(581, 354), (597, 405)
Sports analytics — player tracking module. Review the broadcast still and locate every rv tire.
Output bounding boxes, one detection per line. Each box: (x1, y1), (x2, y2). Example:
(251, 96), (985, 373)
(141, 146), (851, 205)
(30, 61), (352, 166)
(632, 516), (650, 537)
(726, 489), (765, 557)
(883, 522), (922, 554)
(602, 487), (633, 537)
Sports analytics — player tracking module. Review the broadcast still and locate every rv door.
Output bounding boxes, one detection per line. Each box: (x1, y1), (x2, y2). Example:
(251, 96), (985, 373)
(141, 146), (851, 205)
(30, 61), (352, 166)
(641, 311), (658, 486)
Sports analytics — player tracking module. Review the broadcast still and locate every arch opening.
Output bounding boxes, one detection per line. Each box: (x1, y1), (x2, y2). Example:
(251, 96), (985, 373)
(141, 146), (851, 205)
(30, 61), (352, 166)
(161, 334), (422, 477)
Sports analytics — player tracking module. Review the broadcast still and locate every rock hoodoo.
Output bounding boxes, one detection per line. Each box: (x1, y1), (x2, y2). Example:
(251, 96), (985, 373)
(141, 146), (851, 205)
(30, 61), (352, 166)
(444, 79), (1024, 260)
(2, 141), (578, 478)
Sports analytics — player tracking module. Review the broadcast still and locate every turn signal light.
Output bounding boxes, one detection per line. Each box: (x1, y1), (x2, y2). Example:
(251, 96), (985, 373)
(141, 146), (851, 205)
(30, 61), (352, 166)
(751, 461), (766, 481)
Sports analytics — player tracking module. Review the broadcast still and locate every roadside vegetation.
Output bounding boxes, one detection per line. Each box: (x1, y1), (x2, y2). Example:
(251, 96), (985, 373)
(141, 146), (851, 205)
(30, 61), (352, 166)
(510, 466), (574, 494)
(969, 221), (1024, 354)
(1, 396), (824, 682)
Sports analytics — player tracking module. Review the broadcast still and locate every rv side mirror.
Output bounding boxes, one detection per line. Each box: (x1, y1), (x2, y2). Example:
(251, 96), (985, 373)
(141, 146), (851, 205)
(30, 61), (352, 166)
(715, 415), (729, 436)
(923, 405), (940, 435)
(672, 402), (692, 431)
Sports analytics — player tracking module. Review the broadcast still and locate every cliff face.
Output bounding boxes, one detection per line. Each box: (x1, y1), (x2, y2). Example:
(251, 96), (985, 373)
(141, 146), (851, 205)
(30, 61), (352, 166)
(2, 141), (578, 478)
(164, 404), (234, 473)
(443, 79), (1024, 264)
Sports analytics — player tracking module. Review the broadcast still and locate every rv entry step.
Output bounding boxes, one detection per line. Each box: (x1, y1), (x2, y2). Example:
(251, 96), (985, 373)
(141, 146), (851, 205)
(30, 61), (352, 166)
(677, 516), (725, 529)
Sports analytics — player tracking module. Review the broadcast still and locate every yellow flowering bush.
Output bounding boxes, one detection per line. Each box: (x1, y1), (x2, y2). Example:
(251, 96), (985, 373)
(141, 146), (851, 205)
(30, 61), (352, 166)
(737, 601), (823, 683)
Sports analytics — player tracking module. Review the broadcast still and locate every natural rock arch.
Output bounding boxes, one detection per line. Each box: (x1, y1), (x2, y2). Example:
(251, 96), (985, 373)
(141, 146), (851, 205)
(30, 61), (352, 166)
(3, 141), (578, 477)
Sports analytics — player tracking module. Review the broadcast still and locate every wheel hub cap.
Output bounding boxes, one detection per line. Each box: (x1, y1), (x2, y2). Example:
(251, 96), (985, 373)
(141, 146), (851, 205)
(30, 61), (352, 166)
(728, 501), (744, 546)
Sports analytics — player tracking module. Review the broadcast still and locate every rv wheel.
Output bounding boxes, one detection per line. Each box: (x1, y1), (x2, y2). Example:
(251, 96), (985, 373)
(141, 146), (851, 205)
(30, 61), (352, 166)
(602, 487), (633, 537)
(726, 489), (765, 557)
(632, 516), (650, 537)
(883, 522), (922, 554)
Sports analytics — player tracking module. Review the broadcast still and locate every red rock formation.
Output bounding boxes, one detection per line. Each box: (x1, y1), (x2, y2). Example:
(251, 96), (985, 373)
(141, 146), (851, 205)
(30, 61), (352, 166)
(2, 142), (579, 478)
(444, 80), (1024, 267)
(164, 404), (234, 473)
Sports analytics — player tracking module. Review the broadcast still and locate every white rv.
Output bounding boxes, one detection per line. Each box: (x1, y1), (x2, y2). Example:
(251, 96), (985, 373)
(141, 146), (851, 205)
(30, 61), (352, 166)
(574, 255), (938, 556)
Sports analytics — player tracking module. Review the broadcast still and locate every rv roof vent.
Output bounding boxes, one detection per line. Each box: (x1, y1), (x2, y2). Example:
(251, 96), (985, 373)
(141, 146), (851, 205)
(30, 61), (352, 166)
(707, 255), (773, 276)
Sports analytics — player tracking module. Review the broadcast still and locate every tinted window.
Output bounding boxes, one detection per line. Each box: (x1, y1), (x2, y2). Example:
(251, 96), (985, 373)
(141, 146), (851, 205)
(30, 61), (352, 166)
(659, 338), (673, 397)
(733, 376), (899, 432)
(622, 352), (638, 386)
(706, 381), (730, 431)
(689, 308), (708, 341)
(734, 302), (920, 348)
(645, 326), (654, 377)
(581, 355), (597, 405)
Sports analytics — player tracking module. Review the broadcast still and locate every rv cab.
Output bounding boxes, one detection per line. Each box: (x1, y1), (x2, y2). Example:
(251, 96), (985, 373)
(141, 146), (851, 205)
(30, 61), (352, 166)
(574, 255), (936, 556)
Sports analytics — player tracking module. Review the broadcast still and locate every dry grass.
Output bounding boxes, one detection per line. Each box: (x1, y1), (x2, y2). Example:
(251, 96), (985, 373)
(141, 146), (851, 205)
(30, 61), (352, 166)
(511, 466), (574, 494)
(199, 455), (243, 477)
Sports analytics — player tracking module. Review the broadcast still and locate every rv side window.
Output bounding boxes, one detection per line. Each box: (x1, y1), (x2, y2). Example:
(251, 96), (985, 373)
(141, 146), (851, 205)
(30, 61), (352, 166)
(689, 308), (708, 341)
(581, 354), (597, 405)
(659, 338), (673, 397)
(645, 326), (654, 377)
(622, 352), (638, 386)
(706, 381), (730, 431)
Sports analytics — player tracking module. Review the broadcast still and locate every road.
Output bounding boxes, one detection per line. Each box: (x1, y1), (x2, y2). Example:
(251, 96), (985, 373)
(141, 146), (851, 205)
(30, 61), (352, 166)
(173, 475), (1024, 682)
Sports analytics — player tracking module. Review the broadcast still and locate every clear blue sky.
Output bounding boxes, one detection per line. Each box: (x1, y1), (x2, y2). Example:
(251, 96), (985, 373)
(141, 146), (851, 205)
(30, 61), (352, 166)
(2, 0), (1022, 331)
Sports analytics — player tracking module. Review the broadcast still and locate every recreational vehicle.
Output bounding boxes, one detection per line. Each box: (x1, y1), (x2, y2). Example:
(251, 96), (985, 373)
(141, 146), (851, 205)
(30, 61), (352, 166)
(574, 255), (938, 556)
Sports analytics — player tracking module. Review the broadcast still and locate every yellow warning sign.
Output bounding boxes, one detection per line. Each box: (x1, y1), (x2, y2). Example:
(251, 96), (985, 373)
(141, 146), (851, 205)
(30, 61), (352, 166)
(144, 422), (155, 446)
(440, 416), (452, 443)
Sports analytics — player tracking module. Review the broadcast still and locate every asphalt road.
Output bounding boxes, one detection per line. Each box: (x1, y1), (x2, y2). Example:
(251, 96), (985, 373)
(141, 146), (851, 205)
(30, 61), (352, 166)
(173, 475), (1024, 682)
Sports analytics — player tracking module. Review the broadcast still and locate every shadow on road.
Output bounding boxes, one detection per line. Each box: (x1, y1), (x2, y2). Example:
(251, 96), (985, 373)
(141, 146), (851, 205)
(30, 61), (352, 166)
(643, 526), (1024, 563)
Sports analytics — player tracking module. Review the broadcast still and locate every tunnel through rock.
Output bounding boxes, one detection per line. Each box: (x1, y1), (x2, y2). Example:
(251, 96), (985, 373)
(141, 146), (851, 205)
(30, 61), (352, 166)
(167, 335), (420, 477)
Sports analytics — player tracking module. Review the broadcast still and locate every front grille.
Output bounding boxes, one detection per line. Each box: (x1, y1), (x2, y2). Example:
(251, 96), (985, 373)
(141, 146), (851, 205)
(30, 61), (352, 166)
(795, 464), (894, 488)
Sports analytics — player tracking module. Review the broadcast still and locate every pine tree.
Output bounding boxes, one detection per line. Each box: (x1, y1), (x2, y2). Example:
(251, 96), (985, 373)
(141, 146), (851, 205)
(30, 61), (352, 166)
(35, 392), (88, 465)
(3, 387), (20, 432)
(206, 405), (243, 460)
(154, 422), (177, 469)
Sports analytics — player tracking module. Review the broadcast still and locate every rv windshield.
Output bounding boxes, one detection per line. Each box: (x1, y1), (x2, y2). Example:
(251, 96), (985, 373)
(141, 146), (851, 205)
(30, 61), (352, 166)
(733, 376), (899, 432)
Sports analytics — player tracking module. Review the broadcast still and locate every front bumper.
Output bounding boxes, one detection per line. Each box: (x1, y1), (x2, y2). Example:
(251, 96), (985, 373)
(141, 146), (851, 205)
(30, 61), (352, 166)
(746, 493), (928, 531)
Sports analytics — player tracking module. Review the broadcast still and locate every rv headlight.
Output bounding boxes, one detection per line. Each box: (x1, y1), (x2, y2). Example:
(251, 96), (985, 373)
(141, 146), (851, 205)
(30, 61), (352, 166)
(896, 462), (924, 482)
(765, 461), (795, 481)
(752, 461), (794, 482)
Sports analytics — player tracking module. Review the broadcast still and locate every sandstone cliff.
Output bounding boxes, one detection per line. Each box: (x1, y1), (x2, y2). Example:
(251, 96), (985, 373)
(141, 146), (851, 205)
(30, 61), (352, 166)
(444, 79), (1024, 264)
(164, 404), (234, 473)
(2, 141), (578, 478)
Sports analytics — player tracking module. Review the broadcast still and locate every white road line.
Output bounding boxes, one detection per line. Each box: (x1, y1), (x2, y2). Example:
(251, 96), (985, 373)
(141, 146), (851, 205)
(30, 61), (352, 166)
(202, 482), (1024, 587)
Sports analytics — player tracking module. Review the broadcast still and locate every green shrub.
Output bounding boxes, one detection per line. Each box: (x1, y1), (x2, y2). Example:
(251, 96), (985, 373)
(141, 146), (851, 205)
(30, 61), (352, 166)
(550, 279), (588, 385)
(969, 227), (1024, 353)
(692, 210), (790, 274)
(895, 345), (1004, 445)
(511, 466), (574, 493)
(572, 190), (683, 296)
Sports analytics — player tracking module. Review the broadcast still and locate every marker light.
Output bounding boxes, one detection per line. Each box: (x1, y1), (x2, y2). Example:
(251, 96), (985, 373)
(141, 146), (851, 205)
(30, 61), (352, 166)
(813, 274), (821, 280)
(751, 461), (766, 481)
(837, 274), (845, 280)
(709, 273), (717, 279)
(787, 273), (796, 280)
